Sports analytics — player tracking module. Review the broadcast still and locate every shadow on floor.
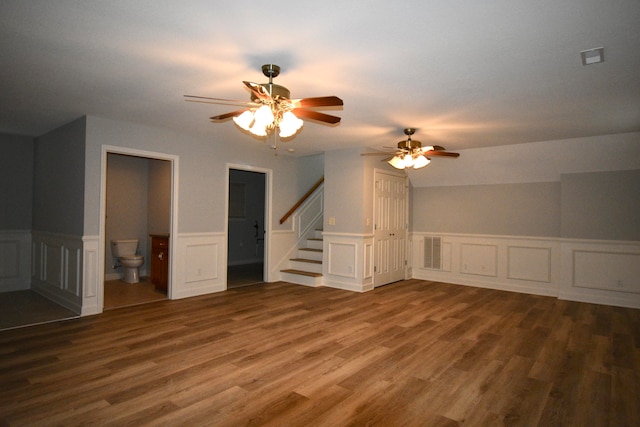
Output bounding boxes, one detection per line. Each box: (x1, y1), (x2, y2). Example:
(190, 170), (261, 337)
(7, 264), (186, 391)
(0, 290), (79, 331)
(1, 265), (265, 331)
(227, 262), (264, 289)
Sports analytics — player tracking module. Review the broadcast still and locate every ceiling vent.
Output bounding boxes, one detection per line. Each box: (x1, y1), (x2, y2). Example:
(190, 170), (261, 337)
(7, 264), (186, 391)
(580, 47), (604, 65)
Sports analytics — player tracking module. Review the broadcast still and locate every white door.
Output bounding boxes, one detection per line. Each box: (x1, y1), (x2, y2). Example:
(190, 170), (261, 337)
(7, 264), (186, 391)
(374, 171), (408, 287)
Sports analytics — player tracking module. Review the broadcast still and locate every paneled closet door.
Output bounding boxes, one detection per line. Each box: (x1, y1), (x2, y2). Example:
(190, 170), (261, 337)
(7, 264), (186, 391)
(374, 171), (408, 287)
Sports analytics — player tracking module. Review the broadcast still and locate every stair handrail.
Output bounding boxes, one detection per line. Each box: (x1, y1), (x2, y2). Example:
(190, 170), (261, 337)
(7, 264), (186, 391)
(280, 176), (324, 224)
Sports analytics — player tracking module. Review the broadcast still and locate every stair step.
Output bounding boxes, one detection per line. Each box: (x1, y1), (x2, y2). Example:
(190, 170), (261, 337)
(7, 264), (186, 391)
(281, 269), (322, 278)
(306, 238), (323, 250)
(290, 258), (322, 264)
(299, 248), (322, 252)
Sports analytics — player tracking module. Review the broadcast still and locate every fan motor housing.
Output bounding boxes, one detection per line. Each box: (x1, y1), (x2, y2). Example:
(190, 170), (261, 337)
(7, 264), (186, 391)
(397, 140), (422, 150)
(252, 83), (291, 101)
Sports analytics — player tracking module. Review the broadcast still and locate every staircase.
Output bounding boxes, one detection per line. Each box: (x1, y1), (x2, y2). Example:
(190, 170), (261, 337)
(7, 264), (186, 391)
(280, 229), (324, 287)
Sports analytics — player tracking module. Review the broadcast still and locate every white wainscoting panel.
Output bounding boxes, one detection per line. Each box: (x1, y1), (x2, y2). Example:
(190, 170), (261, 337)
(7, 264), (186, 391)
(560, 240), (640, 308)
(171, 232), (226, 299)
(323, 232), (374, 292)
(328, 242), (357, 278)
(412, 232), (640, 309)
(364, 241), (374, 280)
(31, 231), (83, 314)
(185, 243), (219, 283)
(0, 230), (31, 292)
(412, 233), (561, 298)
(82, 235), (101, 315)
(507, 246), (552, 283)
(460, 243), (498, 277)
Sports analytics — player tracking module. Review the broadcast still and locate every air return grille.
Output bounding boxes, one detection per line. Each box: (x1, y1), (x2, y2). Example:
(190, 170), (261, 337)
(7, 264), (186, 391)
(424, 236), (442, 269)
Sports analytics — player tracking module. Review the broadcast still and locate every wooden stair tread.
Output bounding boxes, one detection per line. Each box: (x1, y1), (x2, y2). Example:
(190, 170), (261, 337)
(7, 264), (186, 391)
(290, 258), (322, 264)
(299, 248), (322, 252)
(280, 269), (323, 277)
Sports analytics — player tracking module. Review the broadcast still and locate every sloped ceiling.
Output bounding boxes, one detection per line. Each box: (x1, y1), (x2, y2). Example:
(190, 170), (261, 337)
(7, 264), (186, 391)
(1, 1), (639, 157)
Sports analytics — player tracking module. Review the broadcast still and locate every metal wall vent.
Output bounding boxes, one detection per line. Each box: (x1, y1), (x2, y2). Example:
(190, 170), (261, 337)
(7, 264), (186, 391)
(424, 236), (442, 270)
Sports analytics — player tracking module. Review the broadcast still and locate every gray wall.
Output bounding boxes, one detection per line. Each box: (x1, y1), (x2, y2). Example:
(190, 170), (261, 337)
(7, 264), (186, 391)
(324, 147), (391, 234)
(561, 169), (640, 241)
(105, 153), (149, 274)
(147, 158), (171, 235)
(0, 134), (33, 229)
(412, 182), (561, 237)
(409, 132), (640, 242)
(412, 170), (640, 241)
(84, 116), (323, 237)
(33, 118), (86, 235)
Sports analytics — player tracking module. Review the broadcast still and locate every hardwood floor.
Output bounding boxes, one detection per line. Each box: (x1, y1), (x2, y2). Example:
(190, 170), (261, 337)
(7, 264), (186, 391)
(227, 262), (264, 289)
(104, 277), (167, 310)
(0, 280), (638, 426)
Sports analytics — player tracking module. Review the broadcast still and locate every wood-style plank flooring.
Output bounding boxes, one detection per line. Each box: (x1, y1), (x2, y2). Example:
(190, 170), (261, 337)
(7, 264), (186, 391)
(1, 280), (639, 426)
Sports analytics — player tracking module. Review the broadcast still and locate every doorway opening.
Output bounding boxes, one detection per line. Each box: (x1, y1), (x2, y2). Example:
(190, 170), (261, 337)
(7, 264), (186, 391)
(101, 148), (176, 310)
(227, 168), (267, 288)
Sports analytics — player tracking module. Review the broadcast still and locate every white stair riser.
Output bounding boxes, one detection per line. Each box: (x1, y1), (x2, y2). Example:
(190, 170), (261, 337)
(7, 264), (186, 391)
(290, 261), (323, 274)
(297, 249), (323, 261)
(306, 239), (323, 250)
(281, 272), (322, 287)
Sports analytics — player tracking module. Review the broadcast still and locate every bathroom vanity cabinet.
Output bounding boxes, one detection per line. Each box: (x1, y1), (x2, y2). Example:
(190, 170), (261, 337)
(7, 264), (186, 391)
(150, 234), (169, 292)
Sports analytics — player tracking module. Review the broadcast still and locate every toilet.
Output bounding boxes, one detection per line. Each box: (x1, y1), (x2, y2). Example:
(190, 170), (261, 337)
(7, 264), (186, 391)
(111, 239), (144, 283)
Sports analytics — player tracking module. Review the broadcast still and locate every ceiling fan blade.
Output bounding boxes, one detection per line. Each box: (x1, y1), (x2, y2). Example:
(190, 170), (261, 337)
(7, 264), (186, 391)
(294, 109), (341, 124)
(243, 81), (272, 101)
(424, 150), (460, 158)
(361, 152), (394, 156)
(291, 96), (343, 108)
(184, 95), (258, 107)
(210, 109), (248, 121)
(432, 145), (447, 151)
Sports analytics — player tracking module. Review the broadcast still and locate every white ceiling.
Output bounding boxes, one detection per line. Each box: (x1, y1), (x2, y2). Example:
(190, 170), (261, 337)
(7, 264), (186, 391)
(1, 1), (639, 157)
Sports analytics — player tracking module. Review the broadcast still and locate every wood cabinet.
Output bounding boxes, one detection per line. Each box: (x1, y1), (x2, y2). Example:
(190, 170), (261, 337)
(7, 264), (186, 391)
(150, 234), (169, 292)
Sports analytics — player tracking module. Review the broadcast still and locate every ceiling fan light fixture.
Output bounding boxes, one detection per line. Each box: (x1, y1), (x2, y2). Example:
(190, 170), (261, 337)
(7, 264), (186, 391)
(403, 153), (414, 168)
(413, 155), (430, 169)
(253, 105), (274, 127)
(388, 156), (406, 169)
(233, 110), (254, 131)
(249, 124), (267, 137)
(279, 111), (304, 138)
(194, 64), (342, 147)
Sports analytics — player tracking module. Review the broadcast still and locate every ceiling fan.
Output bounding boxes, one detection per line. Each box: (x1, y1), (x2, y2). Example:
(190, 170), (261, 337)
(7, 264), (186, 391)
(185, 64), (343, 140)
(363, 128), (460, 170)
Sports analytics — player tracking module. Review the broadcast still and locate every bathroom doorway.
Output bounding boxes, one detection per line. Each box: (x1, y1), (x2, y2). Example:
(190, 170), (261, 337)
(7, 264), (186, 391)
(103, 151), (174, 309)
(227, 168), (267, 288)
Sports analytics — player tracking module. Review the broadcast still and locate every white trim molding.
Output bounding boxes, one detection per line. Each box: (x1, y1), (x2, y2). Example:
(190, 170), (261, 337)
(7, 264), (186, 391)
(412, 232), (640, 309)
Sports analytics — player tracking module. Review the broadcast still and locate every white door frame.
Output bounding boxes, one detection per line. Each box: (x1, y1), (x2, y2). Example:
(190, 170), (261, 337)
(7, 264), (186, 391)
(226, 163), (272, 283)
(98, 145), (179, 312)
